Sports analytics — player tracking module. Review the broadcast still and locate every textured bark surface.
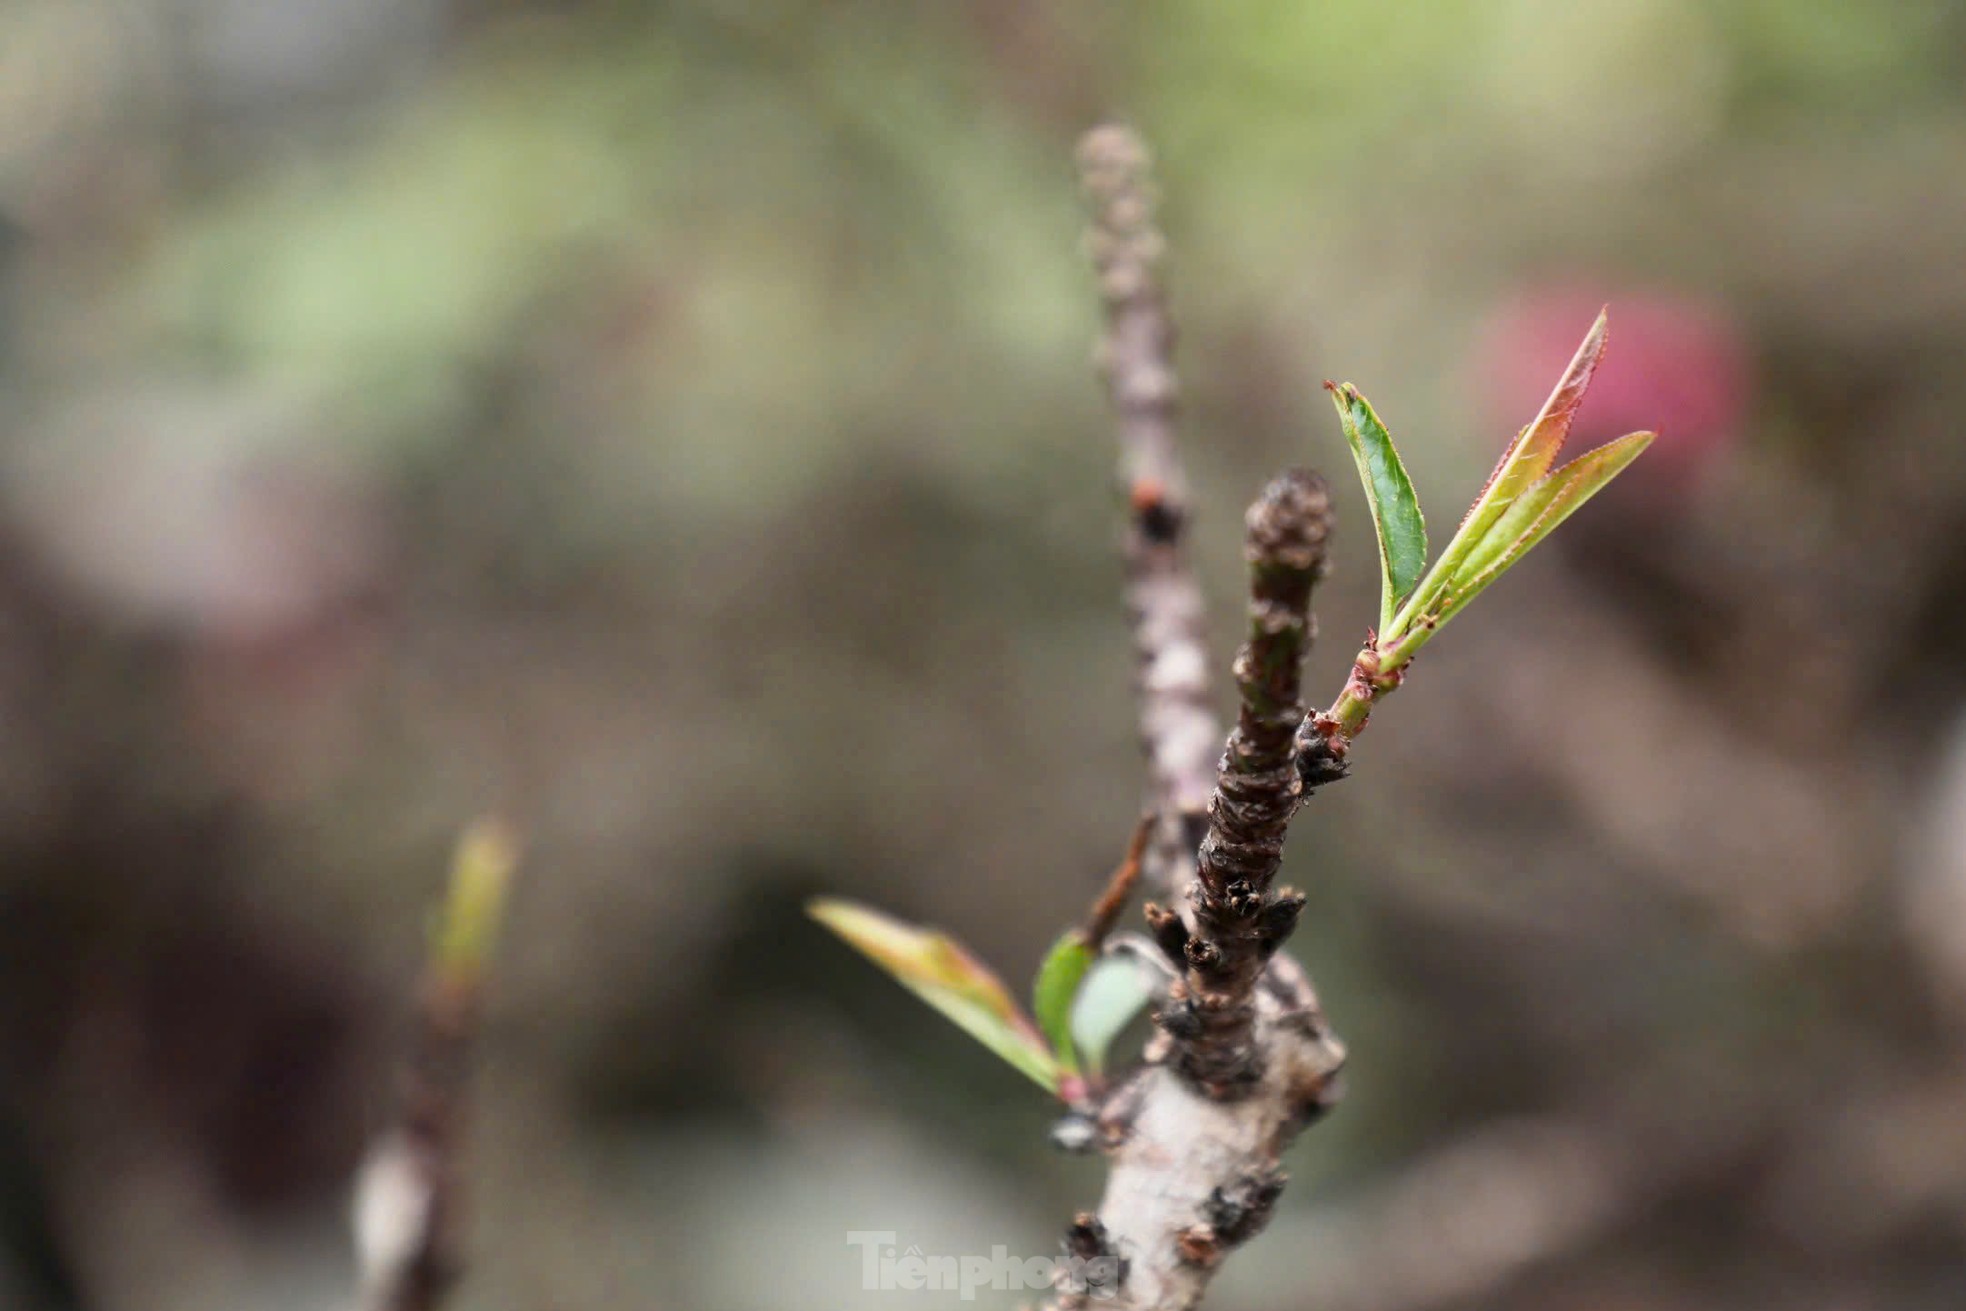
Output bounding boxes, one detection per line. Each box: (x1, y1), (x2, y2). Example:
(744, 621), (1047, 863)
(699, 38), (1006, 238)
(1172, 471), (1331, 1095)
(1080, 955), (1344, 1311)
(1058, 125), (1347, 1311)
(1079, 124), (1219, 904)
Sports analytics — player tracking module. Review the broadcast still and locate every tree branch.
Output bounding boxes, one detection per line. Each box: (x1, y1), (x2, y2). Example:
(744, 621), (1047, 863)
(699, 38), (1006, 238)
(1168, 470), (1331, 1094)
(1079, 125), (1220, 902)
(1055, 125), (1347, 1311)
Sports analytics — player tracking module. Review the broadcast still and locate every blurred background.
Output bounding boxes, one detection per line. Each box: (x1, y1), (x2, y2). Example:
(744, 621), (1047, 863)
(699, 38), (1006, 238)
(1, 1), (1964, 1308)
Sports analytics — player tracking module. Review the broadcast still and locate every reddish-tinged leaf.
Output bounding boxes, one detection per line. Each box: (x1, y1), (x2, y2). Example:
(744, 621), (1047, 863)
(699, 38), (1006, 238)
(1430, 429), (1654, 624)
(1469, 308), (1608, 522)
(1396, 311), (1609, 636)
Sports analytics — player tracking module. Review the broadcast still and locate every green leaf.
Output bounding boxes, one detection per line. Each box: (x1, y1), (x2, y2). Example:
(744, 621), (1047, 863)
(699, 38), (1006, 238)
(1032, 931), (1095, 1074)
(1399, 310), (1607, 633)
(808, 898), (1062, 1093)
(1070, 955), (1156, 1077)
(432, 817), (519, 985)
(1330, 383), (1428, 631)
(1428, 430), (1655, 626)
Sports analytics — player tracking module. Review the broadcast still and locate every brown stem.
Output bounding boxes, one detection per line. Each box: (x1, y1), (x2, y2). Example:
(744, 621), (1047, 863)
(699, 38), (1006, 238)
(1085, 813), (1155, 949)
(1172, 471), (1333, 1094)
(1054, 126), (1347, 1311)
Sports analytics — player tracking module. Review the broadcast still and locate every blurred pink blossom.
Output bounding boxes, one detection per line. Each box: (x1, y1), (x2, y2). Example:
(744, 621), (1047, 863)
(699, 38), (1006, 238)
(1477, 286), (1751, 492)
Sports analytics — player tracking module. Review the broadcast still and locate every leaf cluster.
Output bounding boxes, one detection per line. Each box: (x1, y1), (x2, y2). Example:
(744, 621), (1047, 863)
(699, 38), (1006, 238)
(809, 314), (1653, 1096)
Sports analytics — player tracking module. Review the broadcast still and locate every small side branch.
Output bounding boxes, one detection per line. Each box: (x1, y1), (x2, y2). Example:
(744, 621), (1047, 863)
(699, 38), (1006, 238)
(1084, 813), (1155, 950)
(1079, 125), (1220, 899)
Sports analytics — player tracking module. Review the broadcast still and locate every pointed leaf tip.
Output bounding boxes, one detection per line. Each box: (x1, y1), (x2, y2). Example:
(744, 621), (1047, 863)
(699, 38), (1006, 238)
(1330, 383), (1428, 631)
(807, 898), (1063, 1093)
(1432, 428), (1653, 624)
(1394, 311), (1616, 635)
(1495, 309), (1609, 487)
(435, 816), (519, 982)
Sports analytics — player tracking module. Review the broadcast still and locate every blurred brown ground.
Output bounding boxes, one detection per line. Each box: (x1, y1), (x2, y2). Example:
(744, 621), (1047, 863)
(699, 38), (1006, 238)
(1, 2), (1965, 1308)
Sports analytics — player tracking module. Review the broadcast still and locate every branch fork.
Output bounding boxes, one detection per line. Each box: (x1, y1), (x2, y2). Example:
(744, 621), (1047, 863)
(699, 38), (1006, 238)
(815, 119), (1654, 1311)
(1057, 127), (1348, 1311)
(1060, 119), (1650, 1310)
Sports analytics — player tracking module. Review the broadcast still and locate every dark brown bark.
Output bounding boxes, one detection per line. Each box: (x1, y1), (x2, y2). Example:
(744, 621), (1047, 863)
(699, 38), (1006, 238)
(1058, 125), (1347, 1311)
(1174, 470), (1333, 1094)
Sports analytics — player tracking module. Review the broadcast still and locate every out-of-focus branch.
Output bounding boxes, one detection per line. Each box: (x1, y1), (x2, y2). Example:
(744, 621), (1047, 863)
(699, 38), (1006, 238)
(353, 820), (518, 1311)
(1055, 125), (1346, 1311)
(1079, 125), (1220, 902)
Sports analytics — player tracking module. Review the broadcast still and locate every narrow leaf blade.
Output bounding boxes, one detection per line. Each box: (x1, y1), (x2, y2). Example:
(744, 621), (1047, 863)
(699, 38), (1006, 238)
(809, 898), (1062, 1092)
(433, 816), (520, 986)
(1408, 311), (1608, 620)
(1432, 430), (1654, 625)
(1032, 931), (1095, 1074)
(1469, 308), (1607, 523)
(1071, 955), (1156, 1076)
(1330, 383), (1428, 630)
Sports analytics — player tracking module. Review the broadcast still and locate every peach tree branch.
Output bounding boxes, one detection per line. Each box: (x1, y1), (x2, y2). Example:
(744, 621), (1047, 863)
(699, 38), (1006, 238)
(808, 121), (1653, 1311)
